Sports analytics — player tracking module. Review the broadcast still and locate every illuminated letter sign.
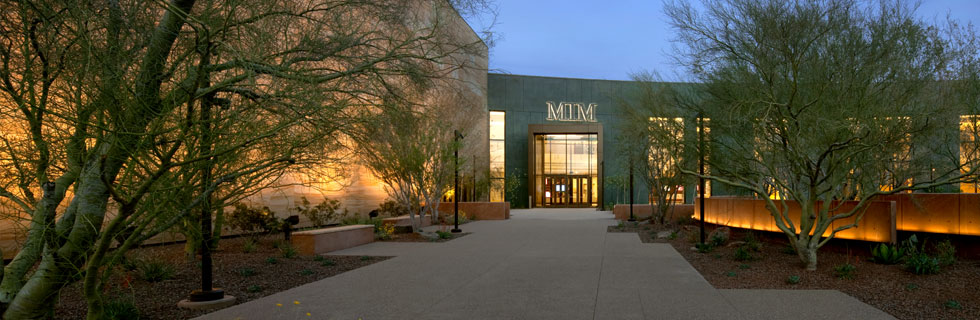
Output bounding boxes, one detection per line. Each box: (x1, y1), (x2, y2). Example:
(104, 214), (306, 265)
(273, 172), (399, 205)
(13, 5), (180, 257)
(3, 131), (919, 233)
(546, 101), (597, 122)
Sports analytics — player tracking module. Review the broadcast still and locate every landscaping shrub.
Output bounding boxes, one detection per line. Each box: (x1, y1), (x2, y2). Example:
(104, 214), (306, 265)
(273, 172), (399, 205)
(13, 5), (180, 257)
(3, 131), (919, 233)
(243, 238), (258, 253)
(137, 260), (175, 282)
(313, 255), (325, 262)
(833, 263), (856, 280)
(781, 244), (797, 255)
(870, 243), (904, 265)
(299, 269), (314, 276)
(732, 247), (754, 261)
(436, 230), (452, 239)
(294, 197), (344, 227)
(738, 264), (751, 270)
(786, 275), (801, 285)
(945, 300), (963, 310)
(934, 239), (956, 266)
(696, 242), (714, 253)
(376, 223), (395, 240)
(378, 198), (410, 217)
(709, 232), (727, 247)
(725, 271), (737, 277)
(228, 203), (282, 237)
(247, 285), (263, 293)
(905, 253), (940, 275)
(236, 267), (257, 277)
(321, 259), (336, 267)
(668, 230), (678, 240)
(742, 232), (762, 252)
(266, 257), (279, 265)
(104, 298), (141, 320)
(280, 244), (298, 258)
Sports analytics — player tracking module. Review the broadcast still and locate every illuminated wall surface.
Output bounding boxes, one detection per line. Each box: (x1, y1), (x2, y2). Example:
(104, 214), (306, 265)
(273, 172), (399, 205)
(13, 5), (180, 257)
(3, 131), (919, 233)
(694, 194), (980, 243)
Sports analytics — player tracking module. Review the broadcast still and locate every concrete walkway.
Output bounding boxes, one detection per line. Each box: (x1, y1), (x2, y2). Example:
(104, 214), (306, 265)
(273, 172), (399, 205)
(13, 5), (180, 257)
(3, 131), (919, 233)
(198, 209), (894, 320)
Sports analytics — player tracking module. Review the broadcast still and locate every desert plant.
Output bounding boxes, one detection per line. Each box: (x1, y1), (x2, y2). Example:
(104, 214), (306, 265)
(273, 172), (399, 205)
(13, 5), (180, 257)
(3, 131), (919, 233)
(376, 223), (396, 240)
(905, 283), (919, 291)
(299, 269), (314, 276)
(280, 244), (298, 259)
(321, 259), (336, 267)
(228, 203), (282, 238)
(294, 197), (343, 227)
(935, 239), (956, 266)
(247, 285), (263, 293)
(104, 298), (141, 320)
(696, 243), (714, 253)
(786, 275), (801, 285)
(725, 271), (737, 277)
(781, 244), (797, 255)
(243, 238), (258, 253)
(377, 198), (410, 217)
(833, 263), (857, 280)
(738, 264), (751, 270)
(945, 299), (963, 310)
(733, 247), (754, 261)
(266, 257), (279, 265)
(436, 230), (453, 239)
(905, 253), (940, 275)
(871, 243), (905, 265)
(137, 260), (176, 282)
(709, 233), (726, 247)
(236, 267), (257, 277)
(313, 255), (325, 262)
(668, 230), (679, 240)
(742, 232), (762, 252)
(360, 256), (372, 261)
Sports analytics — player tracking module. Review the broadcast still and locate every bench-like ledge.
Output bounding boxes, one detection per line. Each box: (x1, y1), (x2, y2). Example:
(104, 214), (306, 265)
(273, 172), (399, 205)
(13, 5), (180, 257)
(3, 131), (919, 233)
(291, 224), (374, 255)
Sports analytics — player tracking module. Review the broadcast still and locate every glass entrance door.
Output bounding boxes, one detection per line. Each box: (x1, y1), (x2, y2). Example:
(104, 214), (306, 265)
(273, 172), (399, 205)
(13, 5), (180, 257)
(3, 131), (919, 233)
(535, 134), (598, 207)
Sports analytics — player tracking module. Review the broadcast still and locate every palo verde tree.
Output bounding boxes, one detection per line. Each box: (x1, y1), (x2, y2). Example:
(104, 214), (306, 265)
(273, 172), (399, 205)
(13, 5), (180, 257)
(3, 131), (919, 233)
(619, 73), (690, 224)
(0, 0), (487, 318)
(354, 88), (478, 234)
(664, 0), (980, 270)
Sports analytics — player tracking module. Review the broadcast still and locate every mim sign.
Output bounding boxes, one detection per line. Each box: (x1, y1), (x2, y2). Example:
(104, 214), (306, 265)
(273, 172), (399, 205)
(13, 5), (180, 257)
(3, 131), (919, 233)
(546, 101), (597, 122)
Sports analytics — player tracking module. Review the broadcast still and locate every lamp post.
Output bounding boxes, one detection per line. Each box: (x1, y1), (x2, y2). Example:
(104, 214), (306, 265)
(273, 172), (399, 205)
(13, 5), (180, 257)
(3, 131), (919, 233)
(698, 112), (706, 245)
(628, 157), (635, 222)
(452, 130), (463, 233)
(188, 91), (225, 304)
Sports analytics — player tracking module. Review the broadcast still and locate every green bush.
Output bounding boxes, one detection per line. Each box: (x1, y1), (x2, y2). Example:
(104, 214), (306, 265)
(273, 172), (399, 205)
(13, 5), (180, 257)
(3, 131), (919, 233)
(709, 234), (726, 247)
(786, 275), (801, 284)
(945, 299), (963, 310)
(280, 244), (298, 259)
(738, 264), (751, 270)
(668, 230), (679, 240)
(321, 259), (336, 267)
(935, 239), (956, 266)
(266, 257), (278, 265)
(360, 256), (372, 261)
(243, 238), (258, 253)
(732, 247), (755, 261)
(104, 298), (141, 320)
(905, 253), (940, 275)
(696, 242), (714, 253)
(742, 232), (762, 252)
(227, 203), (282, 236)
(833, 263), (856, 280)
(294, 197), (344, 227)
(725, 271), (737, 277)
(236, 267), (257, 277)
(313, 255), (325, 262)
(299, 269), (314, 276)
(137, 260), (175, 282)
(870, 243), (904, 265)
(247, 285), (263, 293)
(436, 230), (452, 239)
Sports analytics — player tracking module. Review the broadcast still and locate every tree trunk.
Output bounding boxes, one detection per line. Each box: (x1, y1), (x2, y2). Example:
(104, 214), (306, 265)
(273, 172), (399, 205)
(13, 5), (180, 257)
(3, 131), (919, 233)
(797, 240), (818, 271)
(0, 182), (62, 305)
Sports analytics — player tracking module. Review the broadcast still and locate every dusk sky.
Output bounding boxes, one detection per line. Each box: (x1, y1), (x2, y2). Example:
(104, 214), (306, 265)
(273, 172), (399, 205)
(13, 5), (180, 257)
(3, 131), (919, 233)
(464, 0), (980, 81)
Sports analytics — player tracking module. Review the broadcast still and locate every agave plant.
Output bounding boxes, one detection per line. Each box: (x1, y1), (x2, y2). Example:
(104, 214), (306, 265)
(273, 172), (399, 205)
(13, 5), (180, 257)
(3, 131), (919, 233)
(871, 243), (905, 265)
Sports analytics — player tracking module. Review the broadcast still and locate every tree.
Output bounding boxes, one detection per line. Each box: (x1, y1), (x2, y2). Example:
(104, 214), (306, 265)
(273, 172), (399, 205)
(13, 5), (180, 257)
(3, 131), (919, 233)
(354, 89), (474, 234)
(619, 74), (689, 224)
(0, 0), (487, 318)
(664, 0), (980, 270)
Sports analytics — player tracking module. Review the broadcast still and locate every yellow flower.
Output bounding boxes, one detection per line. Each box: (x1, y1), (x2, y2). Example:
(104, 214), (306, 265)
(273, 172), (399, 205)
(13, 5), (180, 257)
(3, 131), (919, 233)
(306, 313), (311, 317)
(276, 303), (282, 307)
(294, 301), (300, 305)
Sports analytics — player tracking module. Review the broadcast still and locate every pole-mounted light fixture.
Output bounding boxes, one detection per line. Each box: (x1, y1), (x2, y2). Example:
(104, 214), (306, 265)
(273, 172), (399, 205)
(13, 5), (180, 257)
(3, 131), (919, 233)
(452, 130), (463, 233)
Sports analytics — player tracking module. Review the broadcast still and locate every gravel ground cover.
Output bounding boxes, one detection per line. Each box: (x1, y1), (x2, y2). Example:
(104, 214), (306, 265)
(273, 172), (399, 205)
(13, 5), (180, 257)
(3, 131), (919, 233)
(55, 236), (390, 320)
(610, 221), (980, 320)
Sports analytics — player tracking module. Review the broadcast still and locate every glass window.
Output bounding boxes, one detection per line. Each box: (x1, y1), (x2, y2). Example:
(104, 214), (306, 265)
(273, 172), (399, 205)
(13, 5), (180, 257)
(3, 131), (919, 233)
(489, 111), (506, 202)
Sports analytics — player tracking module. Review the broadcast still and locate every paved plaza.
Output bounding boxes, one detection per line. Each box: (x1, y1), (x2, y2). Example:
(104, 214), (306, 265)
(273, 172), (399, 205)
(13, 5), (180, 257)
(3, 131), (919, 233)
(198, 209), (894, 320)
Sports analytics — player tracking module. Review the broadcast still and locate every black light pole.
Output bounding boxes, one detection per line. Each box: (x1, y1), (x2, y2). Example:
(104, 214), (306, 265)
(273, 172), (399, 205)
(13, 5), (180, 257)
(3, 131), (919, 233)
(628, 158), (635, 222)
(698, 112), (706, 245)
(190, 92), (224, 303)
(452, 130), (462, 233)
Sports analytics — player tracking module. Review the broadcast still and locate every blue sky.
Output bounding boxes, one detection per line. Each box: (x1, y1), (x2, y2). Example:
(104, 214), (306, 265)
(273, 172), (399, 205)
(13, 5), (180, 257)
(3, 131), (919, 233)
(464, 0), (980, 81)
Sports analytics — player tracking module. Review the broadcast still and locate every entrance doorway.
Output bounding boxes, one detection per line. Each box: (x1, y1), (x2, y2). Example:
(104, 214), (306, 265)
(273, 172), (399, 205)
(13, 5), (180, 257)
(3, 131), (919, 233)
(532, 132), (599, 208)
